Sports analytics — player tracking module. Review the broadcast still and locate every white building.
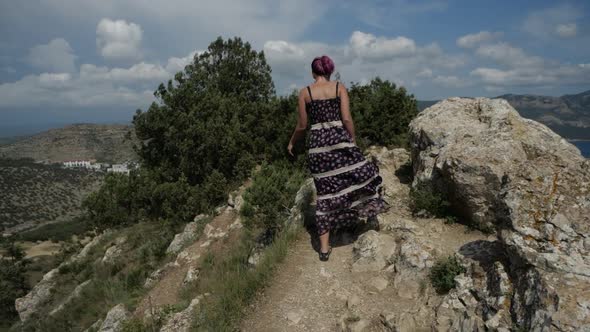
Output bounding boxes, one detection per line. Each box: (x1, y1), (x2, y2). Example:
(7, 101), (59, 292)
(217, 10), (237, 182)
(107, 164), (130, 175)
(63, 160), (91, 168)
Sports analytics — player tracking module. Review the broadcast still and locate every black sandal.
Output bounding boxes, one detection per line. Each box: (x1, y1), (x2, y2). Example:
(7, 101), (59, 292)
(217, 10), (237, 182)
(367, 216), (380, 231)
(319, 246), (332, 261)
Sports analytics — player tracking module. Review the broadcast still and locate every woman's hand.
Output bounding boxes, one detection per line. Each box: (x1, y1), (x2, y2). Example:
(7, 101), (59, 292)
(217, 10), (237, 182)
(287, 142), (294, 156)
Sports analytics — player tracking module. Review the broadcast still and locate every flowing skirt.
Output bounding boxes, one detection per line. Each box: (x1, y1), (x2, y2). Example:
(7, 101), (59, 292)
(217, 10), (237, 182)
(307, 137), (390, 236)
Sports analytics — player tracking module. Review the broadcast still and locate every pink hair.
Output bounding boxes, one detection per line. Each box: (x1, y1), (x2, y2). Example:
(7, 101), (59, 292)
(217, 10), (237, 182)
(311, 55), (335, 76)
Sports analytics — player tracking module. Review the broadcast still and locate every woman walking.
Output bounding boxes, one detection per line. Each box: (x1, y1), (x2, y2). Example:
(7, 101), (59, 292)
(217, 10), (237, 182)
(287, 55), (390, 262)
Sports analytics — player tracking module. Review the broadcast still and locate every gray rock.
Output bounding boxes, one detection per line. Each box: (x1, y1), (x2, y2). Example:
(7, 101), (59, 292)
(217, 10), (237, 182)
(398, 235), (433, 270)
(183, 266), (199, 285)
(101, 244), (122, 264)
(411, 97), (590, 330)
(49, 279), (92, 316)
(76, 231), (111, 262)
(369, 276), (389, 292)
(286, 309), (304, 325)
(84, 318), (104, 332)
(203, 223), (227, 239)
(98, 303), (129, 332)
(144, 261), (178, 289)
(166, 221), (200, 255)
(15, 268), (60, 322)
(351, 230), (397, 272)
(227, 190), (244, 211)
(348, 319), (371, 332)
(347, 294), (361, 309)
(16, 231), (110, 322)
(159, 296), (201, 332)
(247, 244), (264, 266)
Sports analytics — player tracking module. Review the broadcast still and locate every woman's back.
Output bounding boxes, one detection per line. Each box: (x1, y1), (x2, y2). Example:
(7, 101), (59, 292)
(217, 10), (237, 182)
(305, 81), (343, 125)
(304, 81), (340, 102)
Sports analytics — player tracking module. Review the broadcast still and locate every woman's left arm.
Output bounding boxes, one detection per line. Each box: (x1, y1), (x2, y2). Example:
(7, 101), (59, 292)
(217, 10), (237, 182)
(288, 89), (308, 156)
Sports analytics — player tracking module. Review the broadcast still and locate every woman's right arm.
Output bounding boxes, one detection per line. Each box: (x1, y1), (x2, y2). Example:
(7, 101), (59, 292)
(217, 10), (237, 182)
(339, 83), (356, 144)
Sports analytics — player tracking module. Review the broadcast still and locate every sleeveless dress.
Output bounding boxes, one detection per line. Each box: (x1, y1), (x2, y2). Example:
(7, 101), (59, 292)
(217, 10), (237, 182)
(305, 82), (390, 236)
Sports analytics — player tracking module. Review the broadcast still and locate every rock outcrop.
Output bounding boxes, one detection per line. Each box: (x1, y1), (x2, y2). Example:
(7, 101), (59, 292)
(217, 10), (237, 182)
(15, 231), (110, 322)
(97, 303), (129, 332)
(410, 97), (590, 331)
(159, 296), (202, 332)
(166, 214), (208, 254)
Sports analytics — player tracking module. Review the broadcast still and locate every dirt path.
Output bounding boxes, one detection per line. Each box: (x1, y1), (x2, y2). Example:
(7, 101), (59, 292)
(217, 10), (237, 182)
(239, 148), (491, 331)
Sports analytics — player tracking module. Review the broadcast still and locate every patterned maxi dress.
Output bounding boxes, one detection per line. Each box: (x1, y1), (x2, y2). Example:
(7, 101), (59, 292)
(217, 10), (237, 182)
(306, 82), (390, 236)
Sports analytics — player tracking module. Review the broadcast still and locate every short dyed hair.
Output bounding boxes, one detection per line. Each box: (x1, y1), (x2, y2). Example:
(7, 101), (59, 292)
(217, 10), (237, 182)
(311, 55), (335, 77)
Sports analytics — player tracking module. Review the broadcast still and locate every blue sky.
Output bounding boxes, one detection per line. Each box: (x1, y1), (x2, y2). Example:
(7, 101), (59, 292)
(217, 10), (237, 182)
(0, 0), (589, 134)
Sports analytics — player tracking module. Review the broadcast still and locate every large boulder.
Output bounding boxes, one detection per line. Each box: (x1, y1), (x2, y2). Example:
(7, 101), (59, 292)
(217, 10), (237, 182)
(410, 97), (590, 331)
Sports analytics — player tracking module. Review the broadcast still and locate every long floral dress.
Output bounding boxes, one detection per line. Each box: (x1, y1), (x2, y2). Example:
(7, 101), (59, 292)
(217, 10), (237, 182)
(305, 82), (390, 236)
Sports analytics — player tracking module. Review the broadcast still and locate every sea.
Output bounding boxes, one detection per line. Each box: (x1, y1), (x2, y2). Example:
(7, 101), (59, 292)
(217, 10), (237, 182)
(571, 140), (590, 158)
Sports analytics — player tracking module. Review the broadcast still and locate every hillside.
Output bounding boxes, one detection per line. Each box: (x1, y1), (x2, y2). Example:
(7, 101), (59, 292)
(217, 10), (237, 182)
(0, 123), (139, 163)
(419, 89), (590, 139)
(0, 158), (104, 235)
(498, 90), (590, 139)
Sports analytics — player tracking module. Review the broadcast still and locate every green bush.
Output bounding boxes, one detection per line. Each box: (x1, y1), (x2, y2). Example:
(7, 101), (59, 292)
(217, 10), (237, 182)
(429, 256), (466, 294)
(16, 216), (92, 242)
(240, 161), (305, 234)
(348, 77), (418, 149)
(132, 36), (279, 186)
(409, 180), (452, 218)
(0, 241), (30, 324)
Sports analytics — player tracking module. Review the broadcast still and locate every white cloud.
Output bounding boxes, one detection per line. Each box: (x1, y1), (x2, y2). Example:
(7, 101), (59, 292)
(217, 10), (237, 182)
(417, 68), (433, 78)
(80, 63), (170, 83)
(263, 31), (467, 93)
(555, 23), (577, 38)
(433, 75), (468, 88)
(38, 73), (72, 87)
(165, 50), (203, 74)
(523, 5), (582, 39)
(475, 42), (544, 68)
(264, 40), (344, 81)
(0, 50), (207, 109)
(470, 64), (590, 87)
(96, 18), (143, 60)
(0, 71), (154, 109)
(27, 38), (77, 73)
(457, 31), (502, 49)
(465, 36), (590, 88)
(348, 31), (416, 61)
(7, 0), (329, 51)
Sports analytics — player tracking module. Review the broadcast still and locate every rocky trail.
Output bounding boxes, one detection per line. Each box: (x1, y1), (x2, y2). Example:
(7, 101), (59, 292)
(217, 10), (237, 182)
(14, 98), (590, 331)
(240, 147), (491, 331)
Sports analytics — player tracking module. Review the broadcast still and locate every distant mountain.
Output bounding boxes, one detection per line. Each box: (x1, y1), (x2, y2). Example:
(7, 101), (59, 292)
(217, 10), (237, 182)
(0, 123), (139, 163)
(418, 90), (590, 140)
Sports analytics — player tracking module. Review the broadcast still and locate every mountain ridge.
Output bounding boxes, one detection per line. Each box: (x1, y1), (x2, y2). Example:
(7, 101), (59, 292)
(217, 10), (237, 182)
(0, 123), (138, 164)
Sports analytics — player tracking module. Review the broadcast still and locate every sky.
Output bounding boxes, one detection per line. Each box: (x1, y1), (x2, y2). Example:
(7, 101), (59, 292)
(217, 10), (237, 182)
(0, 0), (589, 135)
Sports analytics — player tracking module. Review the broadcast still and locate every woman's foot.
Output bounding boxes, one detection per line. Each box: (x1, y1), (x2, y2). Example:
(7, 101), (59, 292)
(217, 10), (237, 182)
(319, 246), (332, 261)
(367, 215), (380, 231)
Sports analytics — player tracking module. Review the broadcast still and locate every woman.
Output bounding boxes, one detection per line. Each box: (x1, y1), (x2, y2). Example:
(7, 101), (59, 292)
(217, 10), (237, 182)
(287, 55), (390, 262)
